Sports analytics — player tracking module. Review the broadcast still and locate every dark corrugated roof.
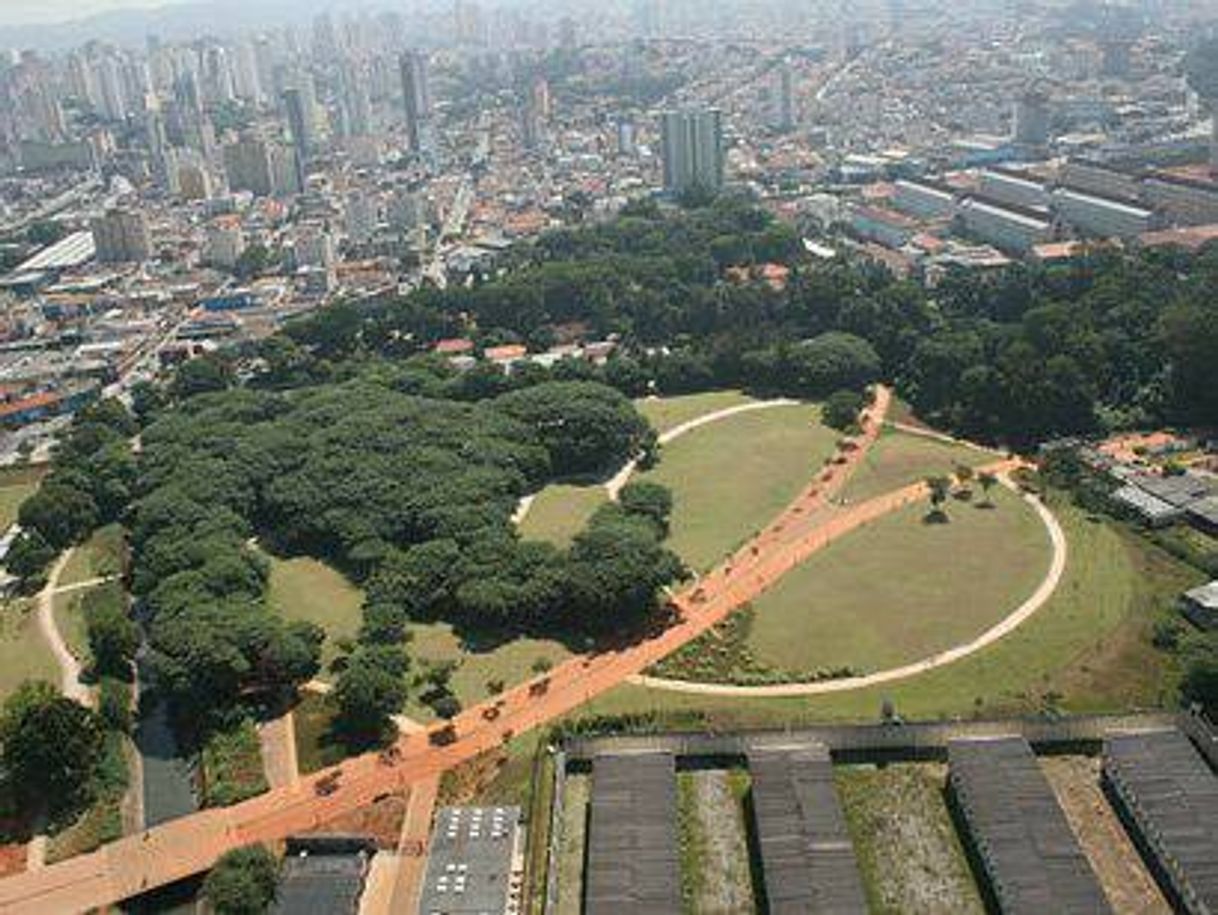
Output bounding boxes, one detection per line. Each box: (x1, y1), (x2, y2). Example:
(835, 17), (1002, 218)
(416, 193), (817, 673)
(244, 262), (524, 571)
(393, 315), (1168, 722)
(585, 752), (681, 915)
(748, 745), (867, 915)
(1104, 729), (1218, 914)
(948, 737), (1111, 915)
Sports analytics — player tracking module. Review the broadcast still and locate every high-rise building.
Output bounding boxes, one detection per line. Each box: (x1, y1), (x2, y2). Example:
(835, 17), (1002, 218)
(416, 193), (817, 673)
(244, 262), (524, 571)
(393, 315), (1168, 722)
(777, 62), (795, 130)
(660, 109), (724, 196)
(224, 137), (274, 196)
(204, 220), (245, 268)
(399, 51), (429, 153)
(1211, 108), (1218, 174)
(344, 191), (378, 243)
(1012, 90), (1050, 148)
(91, 209), (152, 262)
(282, 87), (312, 190)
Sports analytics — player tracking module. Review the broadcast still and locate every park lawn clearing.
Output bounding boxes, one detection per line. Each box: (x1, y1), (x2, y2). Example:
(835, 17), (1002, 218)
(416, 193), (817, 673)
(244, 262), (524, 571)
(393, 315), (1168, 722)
(53, 591), (91, 667)
(264, 551), (574, 713)
(635, 390), (757, 434)
(518, 483), (606, 548)
(637, 402), (836, 571)
(403, 620), (574, 721)
(60, 525), (126, 587)
(0, 598), (58, 701)
(745, 485), (1049, 676)
(265, 553), (363, 679)
(836, 763), (983, 915)
(0, 464), (47, 532)
(580, 496), (1201, 726)
(842, 428), (999, 504)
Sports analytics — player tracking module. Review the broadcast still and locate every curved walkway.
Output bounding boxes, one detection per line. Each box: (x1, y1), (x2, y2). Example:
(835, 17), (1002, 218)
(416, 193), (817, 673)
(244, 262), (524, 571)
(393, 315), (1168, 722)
(604, 397), (798, 500)
(515, 397), (803, 524)
(629, 473), (1065, 697)
(34, 549), (91, 706)
(1, 388), (908, 913)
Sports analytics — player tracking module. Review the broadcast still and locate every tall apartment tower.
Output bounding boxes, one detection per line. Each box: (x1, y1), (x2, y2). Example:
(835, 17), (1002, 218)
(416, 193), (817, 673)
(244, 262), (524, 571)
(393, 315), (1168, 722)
(660, 109), (724, 196)
(223, 136), (274, 196)
(399, 51), (430, 153)
(91, 209), (152, 263)
(1012, 89), (1050, 149)
(282, 87), (312, 191)
(777, 62), (795, 130)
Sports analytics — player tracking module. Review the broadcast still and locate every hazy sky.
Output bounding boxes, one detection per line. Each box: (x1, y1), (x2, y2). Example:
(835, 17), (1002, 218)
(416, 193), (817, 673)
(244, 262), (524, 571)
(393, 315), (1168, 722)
(0, 0), (188, 26)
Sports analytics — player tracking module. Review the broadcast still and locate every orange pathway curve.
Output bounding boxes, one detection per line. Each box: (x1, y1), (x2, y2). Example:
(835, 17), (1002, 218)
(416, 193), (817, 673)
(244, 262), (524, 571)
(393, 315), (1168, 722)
(0, 386), (1022, 913)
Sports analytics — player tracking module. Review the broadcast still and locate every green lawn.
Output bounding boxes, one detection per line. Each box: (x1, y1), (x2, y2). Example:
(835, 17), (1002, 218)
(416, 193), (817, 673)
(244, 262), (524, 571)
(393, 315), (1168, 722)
(0, 599), (58, 701)
(746, 485), (1048, 676)
(52, 582), (125, 673)
(60, 524), (126, 587)
(517, 483), (607, 548)
(53, 591), (90, 666)
(266, 552), (574, 712)
(579, 496), (1203, 726)
(402, 621), (574, 722)
(265, 552), (364, 677)
(636, 403), (837, 571)
(0, 465), (47, 533)
(842, 429), (999, 503)
(635, 390), (757, 434)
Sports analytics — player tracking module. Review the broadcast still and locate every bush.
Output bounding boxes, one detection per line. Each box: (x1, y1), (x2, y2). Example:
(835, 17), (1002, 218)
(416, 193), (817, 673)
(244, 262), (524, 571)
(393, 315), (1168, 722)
(204, 844), (279, 915)
(822, 389), (866, 431)
(97, 678), (132, 733)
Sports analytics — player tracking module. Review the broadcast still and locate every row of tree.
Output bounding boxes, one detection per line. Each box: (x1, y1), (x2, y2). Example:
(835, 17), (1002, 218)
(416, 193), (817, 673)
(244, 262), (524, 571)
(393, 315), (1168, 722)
(281, 200), (1218, 445)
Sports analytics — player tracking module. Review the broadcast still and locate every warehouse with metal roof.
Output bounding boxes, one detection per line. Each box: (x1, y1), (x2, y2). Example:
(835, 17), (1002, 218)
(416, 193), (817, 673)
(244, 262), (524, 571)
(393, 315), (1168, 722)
(584, 752), (681, 915)
(947, 736), (1111, 914)
(747, 745), (867, 914)
(1103, 729), (1218, 915)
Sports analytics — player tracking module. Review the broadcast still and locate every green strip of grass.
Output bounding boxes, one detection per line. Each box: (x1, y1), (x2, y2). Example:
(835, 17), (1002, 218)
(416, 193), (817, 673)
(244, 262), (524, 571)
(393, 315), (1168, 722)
(580, 498), (1203, 726)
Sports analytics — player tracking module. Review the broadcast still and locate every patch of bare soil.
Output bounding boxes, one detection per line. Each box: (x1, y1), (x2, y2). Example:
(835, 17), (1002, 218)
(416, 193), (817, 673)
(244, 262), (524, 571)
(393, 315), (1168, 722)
(1040, 756), (1170, 915)
(690, 770), (755, 915)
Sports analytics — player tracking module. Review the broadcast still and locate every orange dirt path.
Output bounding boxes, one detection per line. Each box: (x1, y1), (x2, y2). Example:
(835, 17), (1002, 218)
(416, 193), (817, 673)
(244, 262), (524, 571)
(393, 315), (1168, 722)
(0, 387), (1024, 914)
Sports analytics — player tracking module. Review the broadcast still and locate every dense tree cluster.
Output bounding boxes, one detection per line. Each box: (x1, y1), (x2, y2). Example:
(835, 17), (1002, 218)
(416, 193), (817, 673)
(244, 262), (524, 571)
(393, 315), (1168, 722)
(132, 365), (670, 720)
(9, 400), (136, 587)
(283, 203), (1218, 445)
(0, 681), (106, 821)
(204, 844), (279, 915)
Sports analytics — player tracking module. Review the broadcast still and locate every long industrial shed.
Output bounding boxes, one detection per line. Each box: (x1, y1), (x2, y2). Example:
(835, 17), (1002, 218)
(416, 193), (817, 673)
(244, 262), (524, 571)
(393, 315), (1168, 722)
(947, 736), (1111, 915)
(747, 745), (868, 914)
(584, 751), (681, 915)
(1103, 728), (1218, 915)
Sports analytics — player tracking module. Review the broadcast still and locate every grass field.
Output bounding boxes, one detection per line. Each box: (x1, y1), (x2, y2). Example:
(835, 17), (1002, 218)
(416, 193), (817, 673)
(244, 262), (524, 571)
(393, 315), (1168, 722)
(60, 525), (126, 587)
(0, 465), (47, 532)
(745, 485), (1049, 676)
(635, 390), (757, 434)
(578, 496), (1203, 725)
(842, 429), (999, 504)
(53, 591), (90, 666)
(0, 599), (57, 701)
(837, 763), (983, 915)
(266, 553), (574, 713)
(636, 403), (837, 571)
(265, 552), (364, 677)
(517, 483), (606, 548)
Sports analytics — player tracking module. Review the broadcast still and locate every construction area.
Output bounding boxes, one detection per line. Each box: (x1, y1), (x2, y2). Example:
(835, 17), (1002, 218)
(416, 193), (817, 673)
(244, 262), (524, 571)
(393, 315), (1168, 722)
(542, 714), (1216, 915)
